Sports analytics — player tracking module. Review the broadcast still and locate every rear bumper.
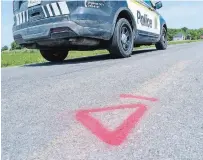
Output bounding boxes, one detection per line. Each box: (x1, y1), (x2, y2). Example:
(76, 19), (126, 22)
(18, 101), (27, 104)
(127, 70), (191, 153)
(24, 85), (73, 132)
(13, 19), (112, 47)
(13, 2), (115, 49)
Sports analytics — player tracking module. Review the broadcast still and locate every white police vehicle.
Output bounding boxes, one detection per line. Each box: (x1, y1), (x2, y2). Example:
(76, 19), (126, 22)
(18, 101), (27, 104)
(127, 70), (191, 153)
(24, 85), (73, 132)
(13, 0), (167, 62)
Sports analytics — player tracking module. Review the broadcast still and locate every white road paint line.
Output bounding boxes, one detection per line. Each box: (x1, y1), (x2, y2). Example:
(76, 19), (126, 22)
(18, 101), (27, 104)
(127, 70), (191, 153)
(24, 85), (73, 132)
(42, 6), (47, 17)
(120, 61), (191, 105)
(51, 3), (60, 16)
(138, 61), (191, 95)
(58, 1), (70, 15)
(46, 4), (53, 17)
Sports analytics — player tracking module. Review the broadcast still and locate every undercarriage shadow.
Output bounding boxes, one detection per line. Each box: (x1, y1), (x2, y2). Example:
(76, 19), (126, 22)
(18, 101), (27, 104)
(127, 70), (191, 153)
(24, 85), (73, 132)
(25, 48), (156, 67)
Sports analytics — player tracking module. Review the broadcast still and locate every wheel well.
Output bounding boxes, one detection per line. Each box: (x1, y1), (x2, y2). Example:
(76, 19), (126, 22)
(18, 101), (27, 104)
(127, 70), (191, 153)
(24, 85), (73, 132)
(117, 10), (134, 30)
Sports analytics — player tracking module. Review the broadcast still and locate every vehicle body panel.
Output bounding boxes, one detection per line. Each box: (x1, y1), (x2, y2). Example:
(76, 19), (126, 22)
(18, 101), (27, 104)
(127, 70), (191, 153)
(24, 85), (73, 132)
(12, 0), (167, 49)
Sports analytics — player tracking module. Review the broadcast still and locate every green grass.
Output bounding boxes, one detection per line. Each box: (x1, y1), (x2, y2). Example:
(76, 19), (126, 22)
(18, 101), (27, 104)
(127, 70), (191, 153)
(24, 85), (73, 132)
(1, 49), (108, 67)
(2, 50), (44, 67)
(1, 39), (202, 67)
(168, 40), (201, 45)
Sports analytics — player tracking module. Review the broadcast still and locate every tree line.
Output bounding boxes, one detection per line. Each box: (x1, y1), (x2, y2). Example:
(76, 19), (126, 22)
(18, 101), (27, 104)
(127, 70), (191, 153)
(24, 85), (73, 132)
(167, 27), (203, 41)
(2, 41), (22, 51)
(1, 27), (203, 51)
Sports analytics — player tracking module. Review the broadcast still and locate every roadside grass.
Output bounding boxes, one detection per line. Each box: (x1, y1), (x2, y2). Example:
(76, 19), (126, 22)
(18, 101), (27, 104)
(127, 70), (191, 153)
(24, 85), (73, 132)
(1, 50), (108, 67)
(168, 40), (201, 45)
(1, 39), (202, 67)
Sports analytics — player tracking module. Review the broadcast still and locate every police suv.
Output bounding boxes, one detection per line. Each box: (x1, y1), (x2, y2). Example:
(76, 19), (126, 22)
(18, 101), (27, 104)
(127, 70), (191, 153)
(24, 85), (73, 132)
(13, 0), (167, 62)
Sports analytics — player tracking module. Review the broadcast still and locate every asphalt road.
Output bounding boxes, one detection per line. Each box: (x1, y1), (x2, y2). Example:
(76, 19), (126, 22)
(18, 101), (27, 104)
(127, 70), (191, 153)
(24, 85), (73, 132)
(2, 42), (203, 160)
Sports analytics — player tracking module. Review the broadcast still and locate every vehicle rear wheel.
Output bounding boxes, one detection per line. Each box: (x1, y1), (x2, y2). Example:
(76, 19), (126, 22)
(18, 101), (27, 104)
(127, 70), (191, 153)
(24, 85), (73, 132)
(40, 50), (68, 62)
(155, 27), (167, 50)
(109, 18), (134, 58)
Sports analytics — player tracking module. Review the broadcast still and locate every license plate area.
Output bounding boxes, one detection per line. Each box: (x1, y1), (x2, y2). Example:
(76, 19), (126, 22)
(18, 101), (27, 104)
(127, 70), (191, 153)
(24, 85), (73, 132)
(28, 0), (41, 7)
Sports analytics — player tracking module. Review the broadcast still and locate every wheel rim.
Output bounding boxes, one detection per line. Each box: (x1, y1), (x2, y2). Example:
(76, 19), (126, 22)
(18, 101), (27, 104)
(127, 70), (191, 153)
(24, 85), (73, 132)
(120, 24), (132, 51)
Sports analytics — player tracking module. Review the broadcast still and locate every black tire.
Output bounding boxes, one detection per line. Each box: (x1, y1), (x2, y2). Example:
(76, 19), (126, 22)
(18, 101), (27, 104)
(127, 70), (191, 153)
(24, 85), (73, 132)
(109, 18), (134, 58)
(40, 49), (68, 62)
(155, 27), (167, 50)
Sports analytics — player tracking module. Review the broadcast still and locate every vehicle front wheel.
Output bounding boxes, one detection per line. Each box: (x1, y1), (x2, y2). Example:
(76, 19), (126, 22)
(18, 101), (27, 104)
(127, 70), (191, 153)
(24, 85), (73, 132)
(155, 27), (167, 50)
(40, 50), (68, 62)
(109, 18), (134, 58)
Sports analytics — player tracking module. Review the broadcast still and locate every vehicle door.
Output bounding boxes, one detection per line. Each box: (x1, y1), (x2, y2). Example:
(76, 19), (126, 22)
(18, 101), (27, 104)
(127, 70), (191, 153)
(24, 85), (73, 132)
(126, 0), (161, 43)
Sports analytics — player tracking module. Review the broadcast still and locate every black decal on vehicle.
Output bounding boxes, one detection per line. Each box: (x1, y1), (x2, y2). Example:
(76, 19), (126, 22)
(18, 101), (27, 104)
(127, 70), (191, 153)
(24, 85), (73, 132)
(137, 10), (152, 28)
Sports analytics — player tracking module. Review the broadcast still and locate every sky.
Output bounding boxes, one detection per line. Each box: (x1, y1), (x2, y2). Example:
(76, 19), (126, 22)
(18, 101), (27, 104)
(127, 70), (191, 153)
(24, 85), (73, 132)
(1, 1), (203, 47)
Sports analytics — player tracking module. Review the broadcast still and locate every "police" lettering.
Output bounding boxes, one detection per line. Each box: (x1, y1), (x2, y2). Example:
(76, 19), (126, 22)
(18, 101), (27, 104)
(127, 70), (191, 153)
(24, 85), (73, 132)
(137, 11), (152, 28)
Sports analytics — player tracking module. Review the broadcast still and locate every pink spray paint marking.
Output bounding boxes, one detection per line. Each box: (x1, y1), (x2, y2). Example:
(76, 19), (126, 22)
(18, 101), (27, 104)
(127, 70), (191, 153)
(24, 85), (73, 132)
(120, 94), (158, 102)
(75, 104), (147, 146)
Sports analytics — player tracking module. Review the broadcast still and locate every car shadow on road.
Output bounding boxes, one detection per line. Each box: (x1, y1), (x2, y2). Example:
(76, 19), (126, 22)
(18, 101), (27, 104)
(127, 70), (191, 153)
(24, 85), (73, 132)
(25, 48), (156, 67)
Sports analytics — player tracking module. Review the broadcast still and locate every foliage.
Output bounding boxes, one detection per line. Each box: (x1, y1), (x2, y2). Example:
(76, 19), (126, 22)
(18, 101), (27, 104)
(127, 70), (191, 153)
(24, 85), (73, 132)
(167, 28), (203, 41)
(181, 27), (188, 33)
(1, 45), (8, 51)
(11, 41), (22, 50)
